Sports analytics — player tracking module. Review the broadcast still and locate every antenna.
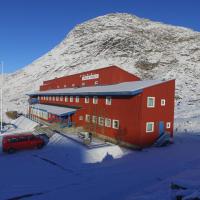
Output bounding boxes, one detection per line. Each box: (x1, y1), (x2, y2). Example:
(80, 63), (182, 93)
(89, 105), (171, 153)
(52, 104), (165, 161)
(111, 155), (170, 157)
(0, 61), (3, 132)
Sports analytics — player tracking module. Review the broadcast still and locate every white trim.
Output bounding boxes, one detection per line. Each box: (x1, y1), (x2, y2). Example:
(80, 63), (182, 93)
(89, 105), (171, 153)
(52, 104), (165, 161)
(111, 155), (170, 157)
(75, 96), (79, 103)
(112, 120), (119, 129)
(93, 96), (98, 104)
(146, 122), (154, 133)
(85, 114), (90, 122)
(85, 96), (89, 103)
(147, 97), (155, 108)
(161, 99), (166, 106)
(106, 96), (112, 105)
(105, 118), (111, 127)
(166, 122), (171, 129)
(98, 117), (104, 126)
(92, 116), (97, 124)
(70, 96), (73, 102)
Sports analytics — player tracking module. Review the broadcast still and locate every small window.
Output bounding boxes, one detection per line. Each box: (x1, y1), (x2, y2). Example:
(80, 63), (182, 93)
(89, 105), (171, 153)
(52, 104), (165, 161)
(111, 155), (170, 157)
(57, 85), (60, 88)
(53, 96), (55, 101)
(85, 96), (89, 104)
(56, 96), (59, 101)
(105, 118), (111, 127)
(76, 96), (79, 103)
(49, 96), (52, 101)
(46, 96), (49, 101)
(64, 84), (67, 88)
(65, 96), (68, 102)
(161, 99), (166, 106)
(146, 122), (154, 133)
(147, 97), (155, 108)
(72, 84), (75, 87)
(106, 96), (112, 105)
(79, 116), (83, 121)
(166, 122), (171, 129)
(60, 96), (63, 101)
(93, 96), (98, 104)
(94, 81), (98, 85)
(85, 114), (90, 122)
(82, 82), (85, 86)
(112, 120), (119, 129)
(92, 116), (97, 124)
(98, 117), (104, 126)
(70, 96), (73, 102)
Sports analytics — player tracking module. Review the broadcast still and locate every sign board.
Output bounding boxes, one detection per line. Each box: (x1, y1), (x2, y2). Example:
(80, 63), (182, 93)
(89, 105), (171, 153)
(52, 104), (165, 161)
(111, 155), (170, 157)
(81, 74), (99, 81)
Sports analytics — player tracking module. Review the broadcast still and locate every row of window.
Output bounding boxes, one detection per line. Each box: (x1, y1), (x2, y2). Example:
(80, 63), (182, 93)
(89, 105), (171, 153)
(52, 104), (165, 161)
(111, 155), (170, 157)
(40, 95), (112, 105)
(147, 97), (166, 108)
(30, 108), (48, 120)
(80, 114), (120, 129)
(146, 122), (171, 133)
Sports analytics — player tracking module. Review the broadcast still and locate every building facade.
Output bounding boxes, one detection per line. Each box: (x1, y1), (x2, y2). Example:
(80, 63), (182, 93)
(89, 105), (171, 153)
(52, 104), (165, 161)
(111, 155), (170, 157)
(28, 66), (175, 148)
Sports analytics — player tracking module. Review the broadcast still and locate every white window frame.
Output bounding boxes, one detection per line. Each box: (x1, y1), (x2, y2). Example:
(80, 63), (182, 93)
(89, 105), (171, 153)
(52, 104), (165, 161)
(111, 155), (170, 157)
(60, 96), (63, 101)
(85, 114), (90, 122)
(79, 116), (83, 121)
(146, 122), (154, 133)
(93, 96), (98, 104)
(166, 122), (171, 129)
(92, 116), (97, 124)
(53, 96), (55, 101)
(106, 96), (112, 105)
(75, 96), (79, 103)
(70, 96), (73, 102)
(56, 96), (59, 101)
(85, 96), (89, 104)
(65, 96), (68, 102)
(112, 119), (119, 129)
(105, 118), (111, 127)
(147, 97), (155, 108)
(161, 99), (166, 106)
(98, 117), (104, 126)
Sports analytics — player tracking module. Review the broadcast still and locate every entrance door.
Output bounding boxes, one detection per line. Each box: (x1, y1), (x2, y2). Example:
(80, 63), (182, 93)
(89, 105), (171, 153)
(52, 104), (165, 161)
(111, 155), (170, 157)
(159, 121), (165, 136)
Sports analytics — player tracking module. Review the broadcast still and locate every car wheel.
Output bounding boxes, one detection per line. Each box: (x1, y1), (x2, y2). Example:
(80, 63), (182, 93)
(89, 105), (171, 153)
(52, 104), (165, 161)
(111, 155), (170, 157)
(8, 148), (16, 154)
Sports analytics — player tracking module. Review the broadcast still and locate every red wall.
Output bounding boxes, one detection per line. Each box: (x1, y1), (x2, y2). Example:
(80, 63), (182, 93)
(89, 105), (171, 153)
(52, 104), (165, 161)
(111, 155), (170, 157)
(40, 66), (140, 91)
(139, 80), (175, 146)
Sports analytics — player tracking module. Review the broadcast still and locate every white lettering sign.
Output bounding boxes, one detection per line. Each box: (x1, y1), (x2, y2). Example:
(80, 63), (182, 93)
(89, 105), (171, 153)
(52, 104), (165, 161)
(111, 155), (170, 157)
(82, 74), (99, 81)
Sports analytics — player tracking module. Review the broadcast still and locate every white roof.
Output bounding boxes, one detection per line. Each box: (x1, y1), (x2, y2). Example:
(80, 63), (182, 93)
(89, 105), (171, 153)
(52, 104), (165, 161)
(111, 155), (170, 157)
(28, 80), (167, 96)
(31, 104), (77, 116)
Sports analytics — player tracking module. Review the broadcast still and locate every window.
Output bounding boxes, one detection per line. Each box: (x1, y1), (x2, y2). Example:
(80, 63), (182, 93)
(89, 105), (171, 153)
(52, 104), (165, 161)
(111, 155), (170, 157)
(53, 96), (55, 101)
(98, 117), (104, 126)
(82, 82), (85, 86)
(105, 118), (111, 127)
(112, 120), (119, 129)
(70, 96), (73, 102)
(85, 114), (90, 122)
(46, 96), (49, 101)
(161, 99), (166, 106)
(166, 122), (171, 129)
(93, 96), (98, 104)
(79, 116), (83, 121)
(76, 96), (79, 103)
(146, 122), (154, 133)
(85, 96), (89, 103)
(94, 81), (98, 85)
(56, 96), (59, 101)
(92, 116), (97, 124)
(49, 96), (52, 101)
(65, 96), (68, 102)
(147, 97), (155, 108)
(60, 96), (63, 101)
(106, 96), (112, 105)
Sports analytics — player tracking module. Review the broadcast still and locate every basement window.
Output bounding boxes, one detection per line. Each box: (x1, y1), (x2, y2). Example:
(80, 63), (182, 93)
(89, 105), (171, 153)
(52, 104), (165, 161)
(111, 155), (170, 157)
(112, 120), (119, 129)
(161, 99), (166, 106)
(106, 96), (112, 105)
(146, 122), (154, 133)
(105, 118), (111, 127)
(147, 97), (155, 108)
(166, 122), (171, 129)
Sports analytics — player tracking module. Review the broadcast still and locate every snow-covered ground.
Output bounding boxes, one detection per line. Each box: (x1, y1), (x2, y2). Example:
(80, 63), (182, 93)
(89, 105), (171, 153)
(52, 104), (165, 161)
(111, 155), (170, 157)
(1, 132), (200, 200)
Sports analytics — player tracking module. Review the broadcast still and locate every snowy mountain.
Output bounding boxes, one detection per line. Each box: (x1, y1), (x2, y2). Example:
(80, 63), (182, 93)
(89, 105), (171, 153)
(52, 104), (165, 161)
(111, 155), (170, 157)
(2, 13), (200, 131)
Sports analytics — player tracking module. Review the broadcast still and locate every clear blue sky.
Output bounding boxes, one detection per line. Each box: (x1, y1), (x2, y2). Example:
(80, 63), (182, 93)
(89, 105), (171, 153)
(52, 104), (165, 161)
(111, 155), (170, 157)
(0, 0), (199, 73)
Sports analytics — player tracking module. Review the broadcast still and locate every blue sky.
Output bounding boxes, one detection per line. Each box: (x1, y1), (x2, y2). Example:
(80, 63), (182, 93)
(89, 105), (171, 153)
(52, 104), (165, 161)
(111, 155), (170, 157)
(0, 0), (199, 73)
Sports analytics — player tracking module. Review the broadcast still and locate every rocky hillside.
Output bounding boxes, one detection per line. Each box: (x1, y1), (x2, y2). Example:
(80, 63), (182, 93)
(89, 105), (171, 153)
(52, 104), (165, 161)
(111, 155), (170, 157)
(2, 13), (200, 131)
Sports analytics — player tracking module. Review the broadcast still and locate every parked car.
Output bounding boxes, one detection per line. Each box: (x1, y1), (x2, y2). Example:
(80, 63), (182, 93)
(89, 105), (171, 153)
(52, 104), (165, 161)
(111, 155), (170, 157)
(2, 133), (45, 153)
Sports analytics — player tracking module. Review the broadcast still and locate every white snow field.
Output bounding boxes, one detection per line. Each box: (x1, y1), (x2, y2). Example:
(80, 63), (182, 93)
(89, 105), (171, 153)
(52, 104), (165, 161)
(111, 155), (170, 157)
(1, 132), (200, 200)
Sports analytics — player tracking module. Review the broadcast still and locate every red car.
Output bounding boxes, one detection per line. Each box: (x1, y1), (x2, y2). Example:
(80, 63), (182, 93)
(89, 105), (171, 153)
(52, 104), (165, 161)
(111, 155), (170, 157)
(2, 133), (45, 153)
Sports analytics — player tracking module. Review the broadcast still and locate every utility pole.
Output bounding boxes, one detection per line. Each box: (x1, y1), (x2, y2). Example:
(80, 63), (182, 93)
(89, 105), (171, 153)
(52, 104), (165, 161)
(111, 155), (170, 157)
(0, 61), (3, 132)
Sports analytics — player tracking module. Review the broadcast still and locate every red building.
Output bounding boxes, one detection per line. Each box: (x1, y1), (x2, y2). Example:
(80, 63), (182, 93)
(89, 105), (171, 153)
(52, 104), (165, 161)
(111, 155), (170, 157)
(28, 66), (175, 148)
